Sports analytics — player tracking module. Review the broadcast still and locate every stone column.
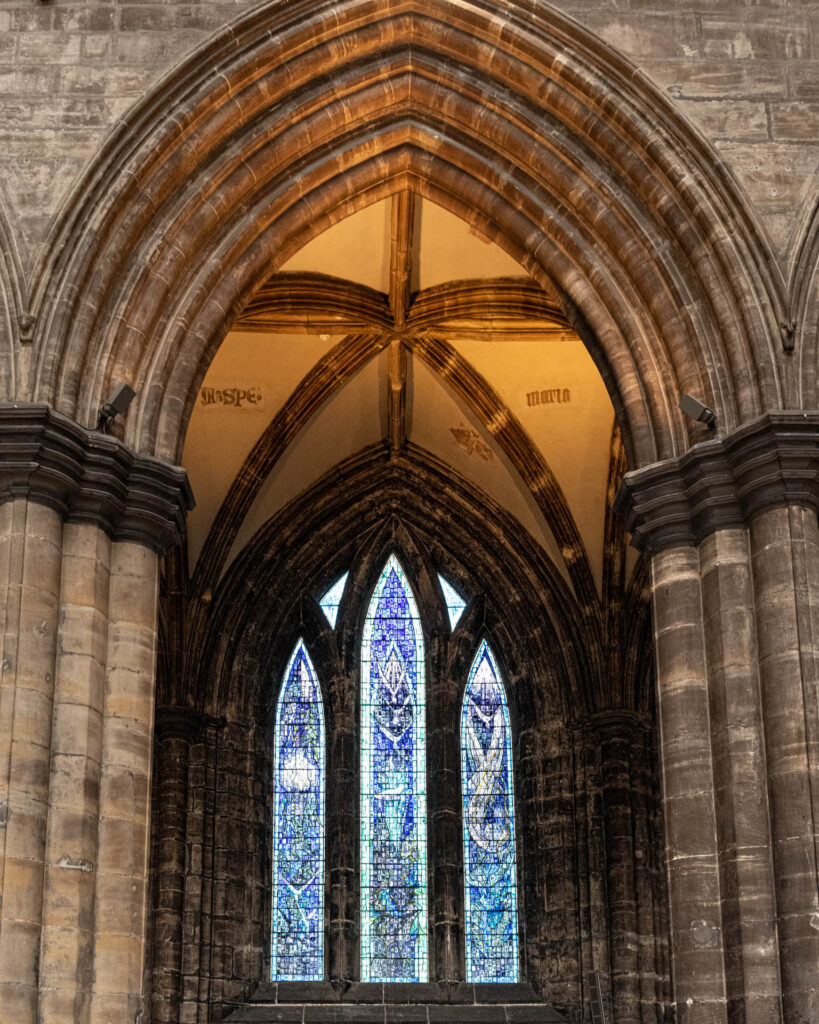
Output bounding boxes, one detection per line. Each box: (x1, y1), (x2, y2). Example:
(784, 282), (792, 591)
(593, 713), (643, 1024)
(651, 545), (728, 1024)
(568, 724), (609, 1016)
(0, 404), (192, 1024)
(38, 523), (111, 1023)
(151, 708), (204, 1023)
(750, 505), (819, 1024)
(89, 540), (160, 1024)
(630, 728), (670, 1023)
(0, 499), (63, 1024)
(699, 529), (781, 1023)
(618, 411), (819, 1024)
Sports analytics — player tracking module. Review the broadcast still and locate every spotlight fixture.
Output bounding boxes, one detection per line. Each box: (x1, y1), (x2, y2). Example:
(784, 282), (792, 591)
(97, 382), (136, 432)
(679, 393), (716, 430)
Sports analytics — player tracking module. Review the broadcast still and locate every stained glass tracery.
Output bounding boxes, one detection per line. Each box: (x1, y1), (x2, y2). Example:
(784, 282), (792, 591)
(461, 641), (519, 983)
(438, 575), (467, 630)
(361, 555), (429, 982)
(319, 572), (348, 628)
(272, 640), (325, 981)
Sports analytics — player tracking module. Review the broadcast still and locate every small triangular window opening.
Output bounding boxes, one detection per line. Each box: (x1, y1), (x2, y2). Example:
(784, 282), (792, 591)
(438, 575), (467, 630)
(318, 572), (349, 628)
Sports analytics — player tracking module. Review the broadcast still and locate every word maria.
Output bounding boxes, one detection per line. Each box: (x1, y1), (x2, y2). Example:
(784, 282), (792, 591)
(526, 388), (571, 407)
(199, 385), (263, 408)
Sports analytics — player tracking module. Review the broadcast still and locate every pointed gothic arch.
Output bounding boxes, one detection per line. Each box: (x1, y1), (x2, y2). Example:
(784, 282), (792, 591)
(272, 640), (326, 980)
(25, 0), (786, 469)
(0, 188), (25, 401)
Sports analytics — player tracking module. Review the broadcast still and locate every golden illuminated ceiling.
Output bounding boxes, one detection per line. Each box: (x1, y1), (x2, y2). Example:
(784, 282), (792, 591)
(182, 193), (620, 598)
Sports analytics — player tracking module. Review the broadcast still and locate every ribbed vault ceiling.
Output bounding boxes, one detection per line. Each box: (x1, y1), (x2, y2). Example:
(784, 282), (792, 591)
(182, 194), (618, 602)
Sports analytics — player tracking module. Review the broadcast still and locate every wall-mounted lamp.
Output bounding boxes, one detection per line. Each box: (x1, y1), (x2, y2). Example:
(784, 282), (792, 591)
(679, 393), (716, 430)
(97, 382), (136, 432)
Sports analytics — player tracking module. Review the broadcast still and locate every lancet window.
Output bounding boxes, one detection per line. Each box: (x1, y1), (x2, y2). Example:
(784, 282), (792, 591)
(360, 556), (429, 982)
(461, 641), (519, 982)
(270, 558), (520, 985)
(271, 641), (326, 981)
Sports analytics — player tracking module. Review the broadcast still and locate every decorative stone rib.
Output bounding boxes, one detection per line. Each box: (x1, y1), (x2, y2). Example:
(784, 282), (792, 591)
(616, 412), (819, 552)
(0, 403), (193, 551)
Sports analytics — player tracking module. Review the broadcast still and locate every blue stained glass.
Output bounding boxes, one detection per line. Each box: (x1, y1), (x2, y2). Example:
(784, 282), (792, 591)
(461, 641), (519, 983)
(319, 572), (348, 628)
(272, 640), (325, 981)
(361, 555), (428, 982)
(438, 575), (467, 630)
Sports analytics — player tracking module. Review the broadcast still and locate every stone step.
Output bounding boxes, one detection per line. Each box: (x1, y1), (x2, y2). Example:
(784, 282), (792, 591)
(224, 983), (568, 1024)
(224, 1003), (567, 1023)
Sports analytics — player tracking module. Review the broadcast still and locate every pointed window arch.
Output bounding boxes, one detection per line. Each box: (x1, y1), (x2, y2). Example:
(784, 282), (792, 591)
(319, 572), (349, 628)
(438, 574), (467, 630)
(272, 640), (325, 980)
(360, 555), (429, 982)
(461, 641), (519, 983)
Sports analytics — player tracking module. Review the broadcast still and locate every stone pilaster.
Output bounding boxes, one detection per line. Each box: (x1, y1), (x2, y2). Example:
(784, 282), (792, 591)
(699, 529), (781, 1023)
(90, 540), (160, 1024)
(618, 411), (819, 1024)
(38, 523), (111, 1024)
(0, 500), (63, 1024)
(652, 545), (728, 1024)
(591, 713), (646, 1024)
(750, 506), (819, 1024)
(0, 403), (193, 1024)
(151, 708), (208, 1024)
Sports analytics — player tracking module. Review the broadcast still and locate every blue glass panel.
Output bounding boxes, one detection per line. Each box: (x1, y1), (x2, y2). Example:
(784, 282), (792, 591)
(461, 641), (519, 983)
(319, 572), (348, 629)
(361, 555), (428, 982)
(438, 575), (467, 630)
(272, 640), (325, 980)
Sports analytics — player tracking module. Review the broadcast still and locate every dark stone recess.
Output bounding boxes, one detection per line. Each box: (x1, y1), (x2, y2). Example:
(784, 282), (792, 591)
(147, 441), (670, 1024)
(615, 411), (819, 553)
(0, 401), (193, 550)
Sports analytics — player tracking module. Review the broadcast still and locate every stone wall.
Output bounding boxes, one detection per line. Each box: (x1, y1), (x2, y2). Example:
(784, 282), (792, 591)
(143, 449), (667, 1022)
(0, 0), (815, 275)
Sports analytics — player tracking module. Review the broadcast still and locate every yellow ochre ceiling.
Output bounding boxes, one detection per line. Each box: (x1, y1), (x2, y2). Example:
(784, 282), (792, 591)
(181, 195), (617, 595)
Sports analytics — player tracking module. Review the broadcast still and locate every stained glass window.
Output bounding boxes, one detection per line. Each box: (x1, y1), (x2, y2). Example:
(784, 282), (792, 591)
(438, 574), (467, 630)
(319, 572), (348, 628)
(361, 555), (429, 982)
(272, 640), (325, 980)
(461, 641), (519, 983)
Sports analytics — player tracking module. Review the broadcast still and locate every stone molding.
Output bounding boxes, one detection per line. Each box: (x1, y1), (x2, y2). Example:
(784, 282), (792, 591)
(615, 411), (819, 553)
(154, 706), (223, 743)
(0, 403), (194, 551)
(584, 709), (650, 741)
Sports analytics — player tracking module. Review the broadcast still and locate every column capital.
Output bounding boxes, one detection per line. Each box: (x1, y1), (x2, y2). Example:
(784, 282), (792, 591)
(0, 402), (194, 551)
(616, 411), (819, 553)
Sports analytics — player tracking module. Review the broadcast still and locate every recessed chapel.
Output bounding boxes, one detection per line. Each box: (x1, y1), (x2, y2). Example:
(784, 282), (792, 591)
(0, 1), (818, 1022)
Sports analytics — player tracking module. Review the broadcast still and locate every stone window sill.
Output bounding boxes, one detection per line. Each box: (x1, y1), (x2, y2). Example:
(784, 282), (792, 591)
(224, 982), (568, 1022)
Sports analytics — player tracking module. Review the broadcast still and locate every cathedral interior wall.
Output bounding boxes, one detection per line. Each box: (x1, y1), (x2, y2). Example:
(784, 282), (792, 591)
(0, 0), (816, 276)
(0, 2), (817, 1023)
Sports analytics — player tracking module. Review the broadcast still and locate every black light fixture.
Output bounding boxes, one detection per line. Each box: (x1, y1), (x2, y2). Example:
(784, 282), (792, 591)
(679, 393), (716, 430)
(97, 382), (136, 432)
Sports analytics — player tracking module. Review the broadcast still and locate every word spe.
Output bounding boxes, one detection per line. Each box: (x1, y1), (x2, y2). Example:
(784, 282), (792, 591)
(199, 386), (263, 408)
(526, 388), (571, 407)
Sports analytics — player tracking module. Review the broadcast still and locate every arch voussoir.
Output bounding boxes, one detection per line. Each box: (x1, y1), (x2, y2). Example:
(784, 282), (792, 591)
(30, 0), (785, 469)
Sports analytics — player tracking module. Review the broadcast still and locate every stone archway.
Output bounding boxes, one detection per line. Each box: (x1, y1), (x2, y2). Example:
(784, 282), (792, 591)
(1, 2), (816, 1023)
(28, 0), (787, 468)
